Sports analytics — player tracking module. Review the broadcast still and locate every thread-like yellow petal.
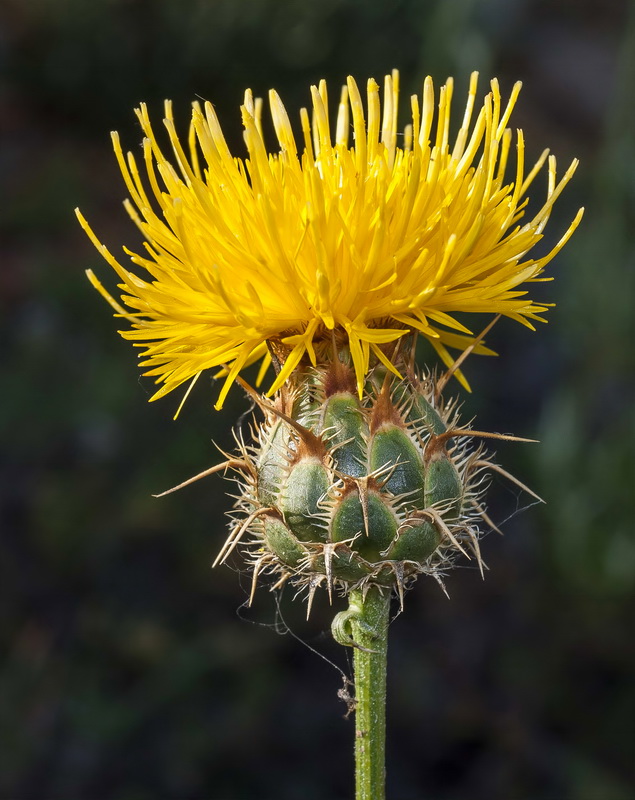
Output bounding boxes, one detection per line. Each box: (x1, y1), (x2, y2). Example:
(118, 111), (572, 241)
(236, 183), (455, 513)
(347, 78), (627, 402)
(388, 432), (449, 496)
(79, 71), (581, 408)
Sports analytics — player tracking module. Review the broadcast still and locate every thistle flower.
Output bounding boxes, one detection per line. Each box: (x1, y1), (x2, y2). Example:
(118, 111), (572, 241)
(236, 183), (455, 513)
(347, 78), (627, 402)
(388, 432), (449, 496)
(81, 72), (583, 800)
(77, 71), (582, 410)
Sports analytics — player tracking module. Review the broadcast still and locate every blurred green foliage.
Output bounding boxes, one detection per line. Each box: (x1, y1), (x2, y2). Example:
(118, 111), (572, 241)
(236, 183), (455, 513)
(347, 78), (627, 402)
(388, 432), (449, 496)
(537, 15), (635, 599)
(2, 0), (634, 798)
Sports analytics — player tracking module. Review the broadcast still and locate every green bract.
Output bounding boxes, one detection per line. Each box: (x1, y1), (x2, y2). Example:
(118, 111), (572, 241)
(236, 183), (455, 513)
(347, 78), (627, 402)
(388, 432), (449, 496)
(222, 356), (493, 604)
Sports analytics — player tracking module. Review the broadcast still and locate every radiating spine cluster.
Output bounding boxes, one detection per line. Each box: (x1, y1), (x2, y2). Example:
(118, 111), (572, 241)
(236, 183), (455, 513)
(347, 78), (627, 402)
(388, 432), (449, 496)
(203, 346), (532, 610)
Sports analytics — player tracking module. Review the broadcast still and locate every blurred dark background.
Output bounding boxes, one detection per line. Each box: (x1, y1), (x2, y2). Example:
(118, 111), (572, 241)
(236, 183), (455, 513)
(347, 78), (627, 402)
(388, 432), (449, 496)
(2, 0), (635, 798)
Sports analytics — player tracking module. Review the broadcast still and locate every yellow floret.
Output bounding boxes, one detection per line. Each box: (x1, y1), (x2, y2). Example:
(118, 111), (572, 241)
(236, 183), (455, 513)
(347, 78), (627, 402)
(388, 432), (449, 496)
(77, 70), (583, 410)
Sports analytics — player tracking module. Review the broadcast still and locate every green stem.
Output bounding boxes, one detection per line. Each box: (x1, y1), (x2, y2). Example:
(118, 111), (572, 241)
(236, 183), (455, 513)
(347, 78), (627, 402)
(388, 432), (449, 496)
(333, 586), (391, 800)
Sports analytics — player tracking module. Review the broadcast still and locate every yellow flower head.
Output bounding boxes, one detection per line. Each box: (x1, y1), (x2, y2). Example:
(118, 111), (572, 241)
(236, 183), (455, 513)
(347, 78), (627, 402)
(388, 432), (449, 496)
(77, 70), (582, 410)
